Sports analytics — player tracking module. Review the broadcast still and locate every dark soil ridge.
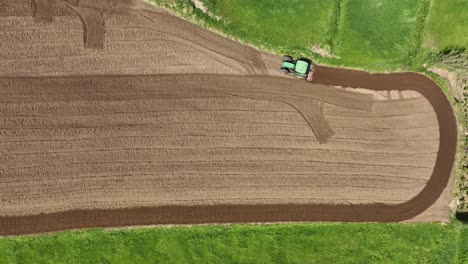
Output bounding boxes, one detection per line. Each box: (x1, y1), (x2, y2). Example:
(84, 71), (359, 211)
(0, 66), (457, 236)
(33, 0), (54, 22)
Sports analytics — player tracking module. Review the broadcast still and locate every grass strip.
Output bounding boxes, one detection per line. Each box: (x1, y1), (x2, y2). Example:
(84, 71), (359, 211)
(0, 223), (462, 264)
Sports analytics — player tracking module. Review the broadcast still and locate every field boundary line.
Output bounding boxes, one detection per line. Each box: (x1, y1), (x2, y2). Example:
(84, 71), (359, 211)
(327, 0), (343, 53)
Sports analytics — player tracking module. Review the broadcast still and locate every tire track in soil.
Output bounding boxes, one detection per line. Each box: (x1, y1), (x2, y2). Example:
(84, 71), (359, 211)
(33, 0), (55, 23)
(0, 70), (456, 235)
(67, 5), (104, 49)
(227, 92), (334, 143)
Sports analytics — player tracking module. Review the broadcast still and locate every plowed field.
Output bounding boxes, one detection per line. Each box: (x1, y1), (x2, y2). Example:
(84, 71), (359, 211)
(0, 1), (457, 235)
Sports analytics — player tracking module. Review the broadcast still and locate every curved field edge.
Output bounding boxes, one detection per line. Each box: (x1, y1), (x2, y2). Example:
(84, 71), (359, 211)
(0, 67), (457, 235)
(149, 0), (467, 216)
(0, 223), (465, 264)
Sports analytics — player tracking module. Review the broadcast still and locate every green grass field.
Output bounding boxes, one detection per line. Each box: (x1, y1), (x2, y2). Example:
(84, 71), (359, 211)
(0, 223), (465, 264)
(198, 0), (338, 56)
(425, 0), (468, 50)
(158, 0), (466, 71)
(459, 226), (468, 263)
(191, 0), (431, 71)
(334, 0), (428, 70)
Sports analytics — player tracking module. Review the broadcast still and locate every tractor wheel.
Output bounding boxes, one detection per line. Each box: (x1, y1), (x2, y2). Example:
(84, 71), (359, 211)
(280, 68), (289, 75)
(282, 55), (293, 62)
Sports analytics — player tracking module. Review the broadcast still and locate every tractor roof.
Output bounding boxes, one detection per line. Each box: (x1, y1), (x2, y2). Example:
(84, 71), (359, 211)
(281, 61), (295, 69)
(295, 59), (310, 74)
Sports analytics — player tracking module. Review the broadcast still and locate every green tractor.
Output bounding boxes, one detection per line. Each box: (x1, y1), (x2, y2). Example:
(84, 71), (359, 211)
(280, 55), (315, 81)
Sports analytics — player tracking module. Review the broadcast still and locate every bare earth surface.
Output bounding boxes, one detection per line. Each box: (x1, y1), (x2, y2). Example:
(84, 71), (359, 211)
(0, 1), (457, 235)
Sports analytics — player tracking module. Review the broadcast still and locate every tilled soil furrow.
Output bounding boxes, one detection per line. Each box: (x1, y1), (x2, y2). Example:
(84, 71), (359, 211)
(102, 27), (249, 73)
(0, 90), (236, 103)
(324, 97), (434, 117)
(0, 57), (241, 76)
(210, 85), (373, 111)
(0, 185), (427, 217)
(8, 160), (432, 171)
(0, 16), (81, 31)
(1, 185), (426, 206)
(0, 11), (254, 75)
(1, 178), (426, 197)
(0, 148), (436, 168)
(61, 53), (242, 74)
(2, 161), (433, 181)
(67, 6), (104, 49)
(372, 97), (436, 113)
(0, 29), (82, 45)
(327, 112), (437, 129)
(292, 100), (333, 143)
(139, 10), (269, 74)
(0, 123), (312, 141)
(0, 97), (294, 116)
(0, 2), (32, 17)
(0, 40), (190, 60)
(2, 182), (427, 198)
(104, 26), (179, 42)
(33, 0), (54, 23)
(0, 110), (306, 129)
(332, 127), (439, 140)
(229, 92), (334, 143)
(0, 135), (439, 155)
(0, 42), (85, 60)
(0, 113), (438, 140)
(0, 197), (415, 217)
(0, 76), (373, 112)
(0, 172), (427, 185)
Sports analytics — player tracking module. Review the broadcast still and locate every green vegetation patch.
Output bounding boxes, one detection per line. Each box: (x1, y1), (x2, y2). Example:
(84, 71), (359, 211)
(459, 225), (468, 263)
(201, 0), (337, 56)
(155, 0), (466, 73)
(335, 0), (427, 70)
(425, 0), (468, 51)
(0, 223), (463, 264)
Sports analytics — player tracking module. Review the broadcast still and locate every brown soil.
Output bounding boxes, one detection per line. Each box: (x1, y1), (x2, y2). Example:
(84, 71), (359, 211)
(230, 93), (335, 143)
(0, 3), (264, 76)
(64, 0), (139, 10)
(33, 0), (55, 22)
(0, 1), (457, 235)
(68, 6), (104, 49)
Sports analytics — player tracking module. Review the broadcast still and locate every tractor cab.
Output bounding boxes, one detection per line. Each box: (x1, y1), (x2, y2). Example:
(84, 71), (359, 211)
(280, 55), (314, 81)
